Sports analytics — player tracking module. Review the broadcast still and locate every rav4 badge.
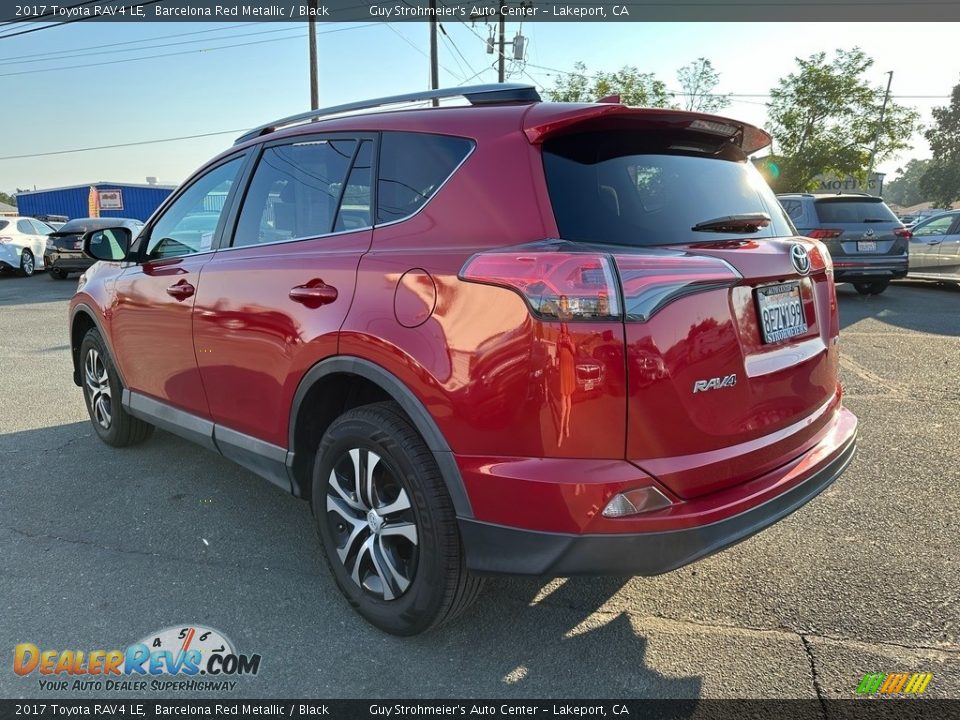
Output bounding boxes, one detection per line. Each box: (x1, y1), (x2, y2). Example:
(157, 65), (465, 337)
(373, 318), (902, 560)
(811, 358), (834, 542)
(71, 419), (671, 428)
(693, 374), (737, 393)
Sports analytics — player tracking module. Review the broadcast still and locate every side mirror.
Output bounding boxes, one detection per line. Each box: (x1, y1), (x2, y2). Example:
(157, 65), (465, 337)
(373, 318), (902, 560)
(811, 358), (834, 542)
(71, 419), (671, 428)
(82, 227), (132, 262)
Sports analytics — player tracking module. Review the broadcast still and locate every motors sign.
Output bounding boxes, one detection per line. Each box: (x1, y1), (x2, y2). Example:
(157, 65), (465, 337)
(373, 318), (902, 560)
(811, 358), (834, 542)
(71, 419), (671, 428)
(816, 172), (885, 194)
(97, 190), (123, 210)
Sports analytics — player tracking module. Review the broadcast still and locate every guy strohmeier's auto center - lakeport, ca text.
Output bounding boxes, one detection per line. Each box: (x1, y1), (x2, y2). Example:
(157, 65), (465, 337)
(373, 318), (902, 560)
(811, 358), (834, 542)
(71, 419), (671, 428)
(15, 2), (627, 19)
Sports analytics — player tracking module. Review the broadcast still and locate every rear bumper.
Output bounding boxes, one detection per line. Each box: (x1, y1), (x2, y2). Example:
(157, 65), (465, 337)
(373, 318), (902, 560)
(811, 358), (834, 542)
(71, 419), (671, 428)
(459, 406), (857, 576)
(833, 255), (908, 281)
(45, 250), (94, 272)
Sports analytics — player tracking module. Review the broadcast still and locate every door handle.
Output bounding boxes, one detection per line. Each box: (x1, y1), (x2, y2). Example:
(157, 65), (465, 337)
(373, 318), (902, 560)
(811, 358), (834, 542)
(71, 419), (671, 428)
(928, 240), (943, 245)
(289, 281), (338, 307)
(166, 280), (195, 301)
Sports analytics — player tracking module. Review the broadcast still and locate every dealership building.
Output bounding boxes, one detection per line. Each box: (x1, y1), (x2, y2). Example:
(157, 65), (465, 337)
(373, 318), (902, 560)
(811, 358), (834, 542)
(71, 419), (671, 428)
(15, 182), (176, 222)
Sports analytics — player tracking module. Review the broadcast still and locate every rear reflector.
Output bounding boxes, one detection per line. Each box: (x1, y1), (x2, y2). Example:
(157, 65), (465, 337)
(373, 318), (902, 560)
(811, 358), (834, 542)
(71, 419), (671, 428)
(808, 229), (843, 240)
(614, 253), (741, 321)
(602, 486), (673, 517)
(460, 252), (620, 320)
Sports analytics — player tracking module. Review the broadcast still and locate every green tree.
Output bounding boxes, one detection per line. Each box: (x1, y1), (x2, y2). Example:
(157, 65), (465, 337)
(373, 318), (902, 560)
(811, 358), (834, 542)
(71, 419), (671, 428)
(763, 48), (919, 193)
(547, 62), (672, 107)
(676, 58), (730, 113)
(885, 158), (931, 207)
(0, 191), (15, 208)
(920, 81), (960, 208)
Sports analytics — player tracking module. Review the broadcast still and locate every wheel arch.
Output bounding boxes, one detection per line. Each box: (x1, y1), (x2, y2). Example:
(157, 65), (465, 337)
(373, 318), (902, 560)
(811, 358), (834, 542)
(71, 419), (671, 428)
(287, 356), (473, 519)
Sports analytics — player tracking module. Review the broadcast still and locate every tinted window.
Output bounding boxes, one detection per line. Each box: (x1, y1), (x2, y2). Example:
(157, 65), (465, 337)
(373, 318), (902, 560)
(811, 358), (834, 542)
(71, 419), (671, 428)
(0, 220), (8, 231)
(376, 132), (473, 224)
(543, 131), (793, 246)
(17, 220), (33, 234)
(29, 219), (54, 234)
(814, 199), (898, 224)
(780, 199), (803, 220)
(334, 140), (372, 233)
(912, 214), (956, 237)
(147, 156), (244, 259)
(234, 139), (356, 247)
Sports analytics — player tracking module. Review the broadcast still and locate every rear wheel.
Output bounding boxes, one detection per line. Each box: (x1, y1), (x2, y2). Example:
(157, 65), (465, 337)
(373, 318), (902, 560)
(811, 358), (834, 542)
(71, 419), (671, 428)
(853, 280), (889, 295)
(312, 401), (483, 635)
(80, 329), (154, 447)
(18, 250), (35, 277)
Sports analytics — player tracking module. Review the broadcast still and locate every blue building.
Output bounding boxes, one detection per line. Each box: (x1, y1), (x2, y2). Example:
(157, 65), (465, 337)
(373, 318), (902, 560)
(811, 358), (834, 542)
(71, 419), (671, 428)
(15, 182), (177, 222)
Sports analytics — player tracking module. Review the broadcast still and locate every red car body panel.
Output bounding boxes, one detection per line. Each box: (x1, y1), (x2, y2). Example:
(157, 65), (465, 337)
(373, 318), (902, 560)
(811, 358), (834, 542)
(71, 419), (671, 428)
(69, 96), (857, 577)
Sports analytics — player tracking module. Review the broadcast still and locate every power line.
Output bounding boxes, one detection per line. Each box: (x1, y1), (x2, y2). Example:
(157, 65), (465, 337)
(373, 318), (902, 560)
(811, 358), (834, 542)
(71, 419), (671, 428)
(0, 128), (250, 161)
(0, 23), (378, 78)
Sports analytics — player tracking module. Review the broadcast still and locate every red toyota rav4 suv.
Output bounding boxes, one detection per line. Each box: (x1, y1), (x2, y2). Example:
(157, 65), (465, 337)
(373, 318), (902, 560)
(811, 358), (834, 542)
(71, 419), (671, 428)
(70, 85), (857, 635)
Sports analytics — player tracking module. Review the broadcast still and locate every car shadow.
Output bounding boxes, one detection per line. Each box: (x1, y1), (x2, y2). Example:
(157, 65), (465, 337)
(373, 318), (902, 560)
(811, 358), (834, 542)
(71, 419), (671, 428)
(836, 280), (960, 336)
(0, 272), (78, 306)
(0, 420), (704, 701)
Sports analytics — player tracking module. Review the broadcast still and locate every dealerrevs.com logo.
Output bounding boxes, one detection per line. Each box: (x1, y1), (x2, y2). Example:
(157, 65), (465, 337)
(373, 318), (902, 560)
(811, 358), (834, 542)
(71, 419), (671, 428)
(14, 625), (262, 692)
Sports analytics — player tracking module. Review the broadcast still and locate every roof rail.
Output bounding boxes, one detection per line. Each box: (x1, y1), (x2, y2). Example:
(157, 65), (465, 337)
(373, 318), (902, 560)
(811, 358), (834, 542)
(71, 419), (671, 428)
(234, 83), (541, 145)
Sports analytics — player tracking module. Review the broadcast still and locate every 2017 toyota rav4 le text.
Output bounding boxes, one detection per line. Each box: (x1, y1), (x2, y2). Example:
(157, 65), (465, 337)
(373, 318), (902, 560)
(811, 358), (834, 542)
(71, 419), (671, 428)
(70, 85), (858, 635)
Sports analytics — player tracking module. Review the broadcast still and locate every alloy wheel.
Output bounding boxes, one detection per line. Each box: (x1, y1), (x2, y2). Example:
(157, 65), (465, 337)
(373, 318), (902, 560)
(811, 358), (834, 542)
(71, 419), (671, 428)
(21, 252), (34, 276)
(84, 348), (112, 429)
(325, 447), (419, 601)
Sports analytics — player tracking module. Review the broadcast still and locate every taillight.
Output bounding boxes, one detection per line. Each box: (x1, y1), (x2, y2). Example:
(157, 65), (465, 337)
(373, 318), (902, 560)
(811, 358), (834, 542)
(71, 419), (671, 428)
(807, 241), (833, 276)
(894, 227), (912, 239)
(460, 249), (741, 323)
(808, 229), (843, 240)
(614, 253), (740, 321)
(460, 252), (620, 320)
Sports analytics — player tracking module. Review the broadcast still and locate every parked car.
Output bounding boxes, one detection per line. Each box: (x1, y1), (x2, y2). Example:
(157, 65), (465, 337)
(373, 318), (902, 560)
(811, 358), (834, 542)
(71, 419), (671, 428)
(0, 215), (55, 276)
(907, 210), (960, 283)
(70, 85), (858, 635)
(45, 217), (144, 279)
(777, 193), (910, 295)
(33, 214), (69, 231)
(900, 208), (948, 227)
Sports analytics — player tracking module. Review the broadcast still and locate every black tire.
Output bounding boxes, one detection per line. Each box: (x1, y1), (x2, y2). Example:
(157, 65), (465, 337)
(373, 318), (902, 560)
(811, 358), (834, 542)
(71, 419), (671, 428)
(853, 280), (889, 295)
(312, 401), (483, 635)
(79, 328), (154, 447)
(50, 268), (69, 280)
(18, 249), (35, 277)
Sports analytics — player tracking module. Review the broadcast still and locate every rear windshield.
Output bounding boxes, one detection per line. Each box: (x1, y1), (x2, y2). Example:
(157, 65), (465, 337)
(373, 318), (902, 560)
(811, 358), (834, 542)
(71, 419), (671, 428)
(542, 130), (793, 246)
(814, 199), (898, 224)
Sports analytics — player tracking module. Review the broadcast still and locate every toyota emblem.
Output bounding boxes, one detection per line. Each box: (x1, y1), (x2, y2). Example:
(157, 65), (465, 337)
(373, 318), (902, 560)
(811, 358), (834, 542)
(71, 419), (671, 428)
(791, 243), (811, 275)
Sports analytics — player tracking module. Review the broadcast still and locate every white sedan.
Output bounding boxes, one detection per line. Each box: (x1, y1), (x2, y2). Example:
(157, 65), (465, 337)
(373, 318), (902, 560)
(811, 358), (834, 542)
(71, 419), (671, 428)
(0, 216), (56, 276)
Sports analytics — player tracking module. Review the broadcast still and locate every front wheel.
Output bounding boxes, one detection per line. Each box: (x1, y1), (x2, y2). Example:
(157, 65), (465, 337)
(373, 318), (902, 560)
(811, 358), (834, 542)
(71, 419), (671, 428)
(79, 329), (154, 447)
(853, 280), (890, 295)
(312, 402), (483, 635)
(18, 250), (35, 277)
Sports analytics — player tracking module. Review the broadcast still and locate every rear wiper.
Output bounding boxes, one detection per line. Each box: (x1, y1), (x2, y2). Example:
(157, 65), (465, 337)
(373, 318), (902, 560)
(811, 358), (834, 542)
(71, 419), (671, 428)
(691, 212), (771, 233)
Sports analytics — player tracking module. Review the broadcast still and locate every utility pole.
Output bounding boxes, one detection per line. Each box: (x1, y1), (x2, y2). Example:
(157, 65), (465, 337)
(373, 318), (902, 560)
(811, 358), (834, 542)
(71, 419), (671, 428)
(497, 0), (506, 83)
(429, 0), (439, 106)
(866, 70), (893, 194)
(308, 0), (319, 110)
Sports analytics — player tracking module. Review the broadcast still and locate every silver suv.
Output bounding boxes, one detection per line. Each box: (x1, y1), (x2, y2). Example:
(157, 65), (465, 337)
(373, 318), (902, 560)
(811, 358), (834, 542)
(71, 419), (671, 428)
(778, 193), (910, 295)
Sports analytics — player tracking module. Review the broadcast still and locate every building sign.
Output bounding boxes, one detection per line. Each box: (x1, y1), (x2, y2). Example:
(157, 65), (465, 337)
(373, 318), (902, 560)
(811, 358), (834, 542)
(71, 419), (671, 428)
(98, 189), (123, 210)
(816, 172), (885, 194)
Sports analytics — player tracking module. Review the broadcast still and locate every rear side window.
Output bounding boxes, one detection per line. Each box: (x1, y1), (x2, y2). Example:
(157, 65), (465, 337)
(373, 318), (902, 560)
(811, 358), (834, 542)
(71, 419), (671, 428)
(814, 199), (898, 224)
(234, 139), (356, 247)
(17, 220), (33, 234)
(0, 221), (7, 231)
(543, 131), (793, 246)
(780, 199), (803, 220)
(376, 132), (473, 224)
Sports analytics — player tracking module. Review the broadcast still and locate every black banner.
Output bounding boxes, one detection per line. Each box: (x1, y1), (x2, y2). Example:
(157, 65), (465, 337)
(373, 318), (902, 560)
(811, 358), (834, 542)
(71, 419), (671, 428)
(2, 701), (960, 720)
(2, 0), (960, 23)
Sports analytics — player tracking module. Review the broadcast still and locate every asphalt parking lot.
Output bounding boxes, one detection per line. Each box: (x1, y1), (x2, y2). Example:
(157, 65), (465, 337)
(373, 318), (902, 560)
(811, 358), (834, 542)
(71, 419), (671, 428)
(0, 272), (958, 700)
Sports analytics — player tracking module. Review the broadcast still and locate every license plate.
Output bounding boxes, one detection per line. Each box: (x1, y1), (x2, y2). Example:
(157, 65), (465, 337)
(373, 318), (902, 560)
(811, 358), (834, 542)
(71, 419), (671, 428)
(756, 282), (808, 344)
(857, 240), (877, 252)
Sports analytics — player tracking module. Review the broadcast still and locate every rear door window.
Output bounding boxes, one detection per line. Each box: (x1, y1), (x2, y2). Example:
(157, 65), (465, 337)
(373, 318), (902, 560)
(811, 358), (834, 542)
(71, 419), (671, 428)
(233, 138), (356, 247)
(542, 130), (793, 246)
(813, 199), (898, 224)
(376, 132), (473, 224)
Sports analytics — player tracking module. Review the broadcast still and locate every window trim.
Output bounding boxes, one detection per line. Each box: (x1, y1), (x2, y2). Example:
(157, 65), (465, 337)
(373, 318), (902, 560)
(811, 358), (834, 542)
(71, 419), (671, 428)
(133, 151), (251, 262)
(220, 131), (378, 253)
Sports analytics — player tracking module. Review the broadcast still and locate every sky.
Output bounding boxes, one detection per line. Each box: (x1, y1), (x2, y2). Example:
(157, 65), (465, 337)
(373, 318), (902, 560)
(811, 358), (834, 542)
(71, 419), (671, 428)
(0, 20), (957, 193)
